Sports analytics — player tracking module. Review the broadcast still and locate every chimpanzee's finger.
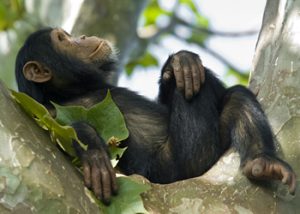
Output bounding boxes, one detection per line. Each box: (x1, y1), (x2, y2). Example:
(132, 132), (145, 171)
(188, 57), (200, 95)
(101, 165), (112, 205)
(196, 57), (205, 84)
(281, 168), (290, 185)
(91, 161), (103, 201)
(82, 159), (92, 189)
(172, 55), (184, 91)
(181, 57), (193, 100)
(289, 172), (297, 195)
(104, 157), (118, 195)
(281, 167), (297, 195)
(101, 170), (112, 204)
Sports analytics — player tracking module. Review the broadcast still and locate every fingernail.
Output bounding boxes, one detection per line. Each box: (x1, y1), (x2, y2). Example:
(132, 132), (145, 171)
(163, 73), (170, 80)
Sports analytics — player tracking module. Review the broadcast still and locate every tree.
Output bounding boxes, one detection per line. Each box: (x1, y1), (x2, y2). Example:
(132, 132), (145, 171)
(0, 0), (299, 213)
(141, 0), (300, 212)
(0, 0), (253, 88)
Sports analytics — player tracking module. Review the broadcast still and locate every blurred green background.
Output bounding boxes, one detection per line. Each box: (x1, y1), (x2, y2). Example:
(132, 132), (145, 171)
(0, 0), (265, 98)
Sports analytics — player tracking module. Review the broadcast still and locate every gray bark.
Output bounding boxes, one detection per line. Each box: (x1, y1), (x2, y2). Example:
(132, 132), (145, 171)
(140, 0), (300, 212)
(0, 82), (100, 214)
(250, 0), (300, 177)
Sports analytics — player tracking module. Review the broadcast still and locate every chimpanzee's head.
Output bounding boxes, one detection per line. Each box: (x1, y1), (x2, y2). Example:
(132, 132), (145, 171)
(15, 27), (117, 103)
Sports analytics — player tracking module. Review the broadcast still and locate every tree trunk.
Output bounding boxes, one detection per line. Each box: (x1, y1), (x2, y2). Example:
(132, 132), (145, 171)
(0, 82), (100, 213)
(250, 0), (300, 177)
(141, 0), (300, 212)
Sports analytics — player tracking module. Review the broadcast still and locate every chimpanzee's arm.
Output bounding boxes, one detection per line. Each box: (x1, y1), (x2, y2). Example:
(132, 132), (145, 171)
(71, 122), (117, 205)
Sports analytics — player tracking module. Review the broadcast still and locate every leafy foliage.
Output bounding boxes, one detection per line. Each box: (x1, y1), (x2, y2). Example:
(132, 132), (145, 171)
(186, 28), (208, 46)
(11, 90), (129, 164)
(53, 90), (129, 167)
(10, 90), (83, 156)
(226, 68), (249, 86)
(98, 176), (150, 214)
(11, 89), (150, 213)
(177, 0), (210, 45)
(129, 0), (211, 77)
(142, 0), (170, 27)
(195, 13), (209, 27)
(126, 52), (159, 75)
(53, 91), (128, 144)
(0, 0), (24, 31)
(179, 0), (198, 13)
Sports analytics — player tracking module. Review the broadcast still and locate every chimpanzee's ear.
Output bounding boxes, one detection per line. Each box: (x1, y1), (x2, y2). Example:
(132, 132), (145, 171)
(23, 61), (52, 83)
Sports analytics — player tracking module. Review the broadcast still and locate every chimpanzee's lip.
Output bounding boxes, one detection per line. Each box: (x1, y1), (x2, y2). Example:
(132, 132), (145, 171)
(89, 41), (104, 58)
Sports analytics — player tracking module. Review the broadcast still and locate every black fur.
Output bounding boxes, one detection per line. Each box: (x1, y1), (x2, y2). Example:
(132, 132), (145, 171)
(15, 28), (279, 184)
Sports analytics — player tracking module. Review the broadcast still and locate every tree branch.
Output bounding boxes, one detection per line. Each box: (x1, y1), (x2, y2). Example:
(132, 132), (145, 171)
(134, 1), (180, 59)
(175, 17), (258, 37)
(173, 34), (248, 80)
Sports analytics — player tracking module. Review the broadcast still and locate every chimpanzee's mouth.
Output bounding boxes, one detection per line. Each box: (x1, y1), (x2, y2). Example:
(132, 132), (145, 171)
(89, 41), (104, 58)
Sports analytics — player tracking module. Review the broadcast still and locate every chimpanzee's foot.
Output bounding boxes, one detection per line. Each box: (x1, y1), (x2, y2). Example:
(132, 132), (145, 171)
(242, 155), (297, 194)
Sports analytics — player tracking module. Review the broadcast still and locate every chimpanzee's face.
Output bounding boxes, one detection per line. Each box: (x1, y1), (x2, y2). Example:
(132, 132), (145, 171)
(50, 28), (116, 65)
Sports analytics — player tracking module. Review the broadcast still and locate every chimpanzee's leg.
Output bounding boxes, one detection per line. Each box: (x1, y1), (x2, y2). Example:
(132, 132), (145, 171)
(162, 70), (227, 180)
(219, 85), (296, 194)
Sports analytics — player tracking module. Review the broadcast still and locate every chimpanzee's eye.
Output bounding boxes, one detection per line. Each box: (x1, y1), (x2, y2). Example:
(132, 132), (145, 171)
(58, 33), (65, 42)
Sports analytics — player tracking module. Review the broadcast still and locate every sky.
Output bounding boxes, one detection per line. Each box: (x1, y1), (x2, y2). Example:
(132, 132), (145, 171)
(58, 0), (267, 99)
(118, 0), (267, 99)
(0, 0), (267, 94)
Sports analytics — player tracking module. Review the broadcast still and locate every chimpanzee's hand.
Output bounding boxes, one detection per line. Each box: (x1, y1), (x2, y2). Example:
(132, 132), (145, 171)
(162, 50), (205, 100)
(81, 149), (118, 205)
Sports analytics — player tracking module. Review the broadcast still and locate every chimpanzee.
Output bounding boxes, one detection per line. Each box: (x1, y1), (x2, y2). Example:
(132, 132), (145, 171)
(15, 27), (296, 204)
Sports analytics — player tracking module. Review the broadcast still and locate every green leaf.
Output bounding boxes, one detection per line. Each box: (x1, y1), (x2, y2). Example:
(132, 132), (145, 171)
(10, 90), (84, 157)
(11, 90), (149, 212)
(179, 0), (198, 13)
(0, 0), (25, 31)
(110, 145), (127, 167)
(99, 177), (150, 214)
(196, 14), (209, 28)
(126, 52), (159, 76)
(142, 0), (170, 27)
(54, 91), (129, 143)
(187, 30), (208, 45)
(226, 68), (249, 85)
(54, 92), (147, 213)
(11, 89), (128, 161)
(178, 0), (210, 29)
